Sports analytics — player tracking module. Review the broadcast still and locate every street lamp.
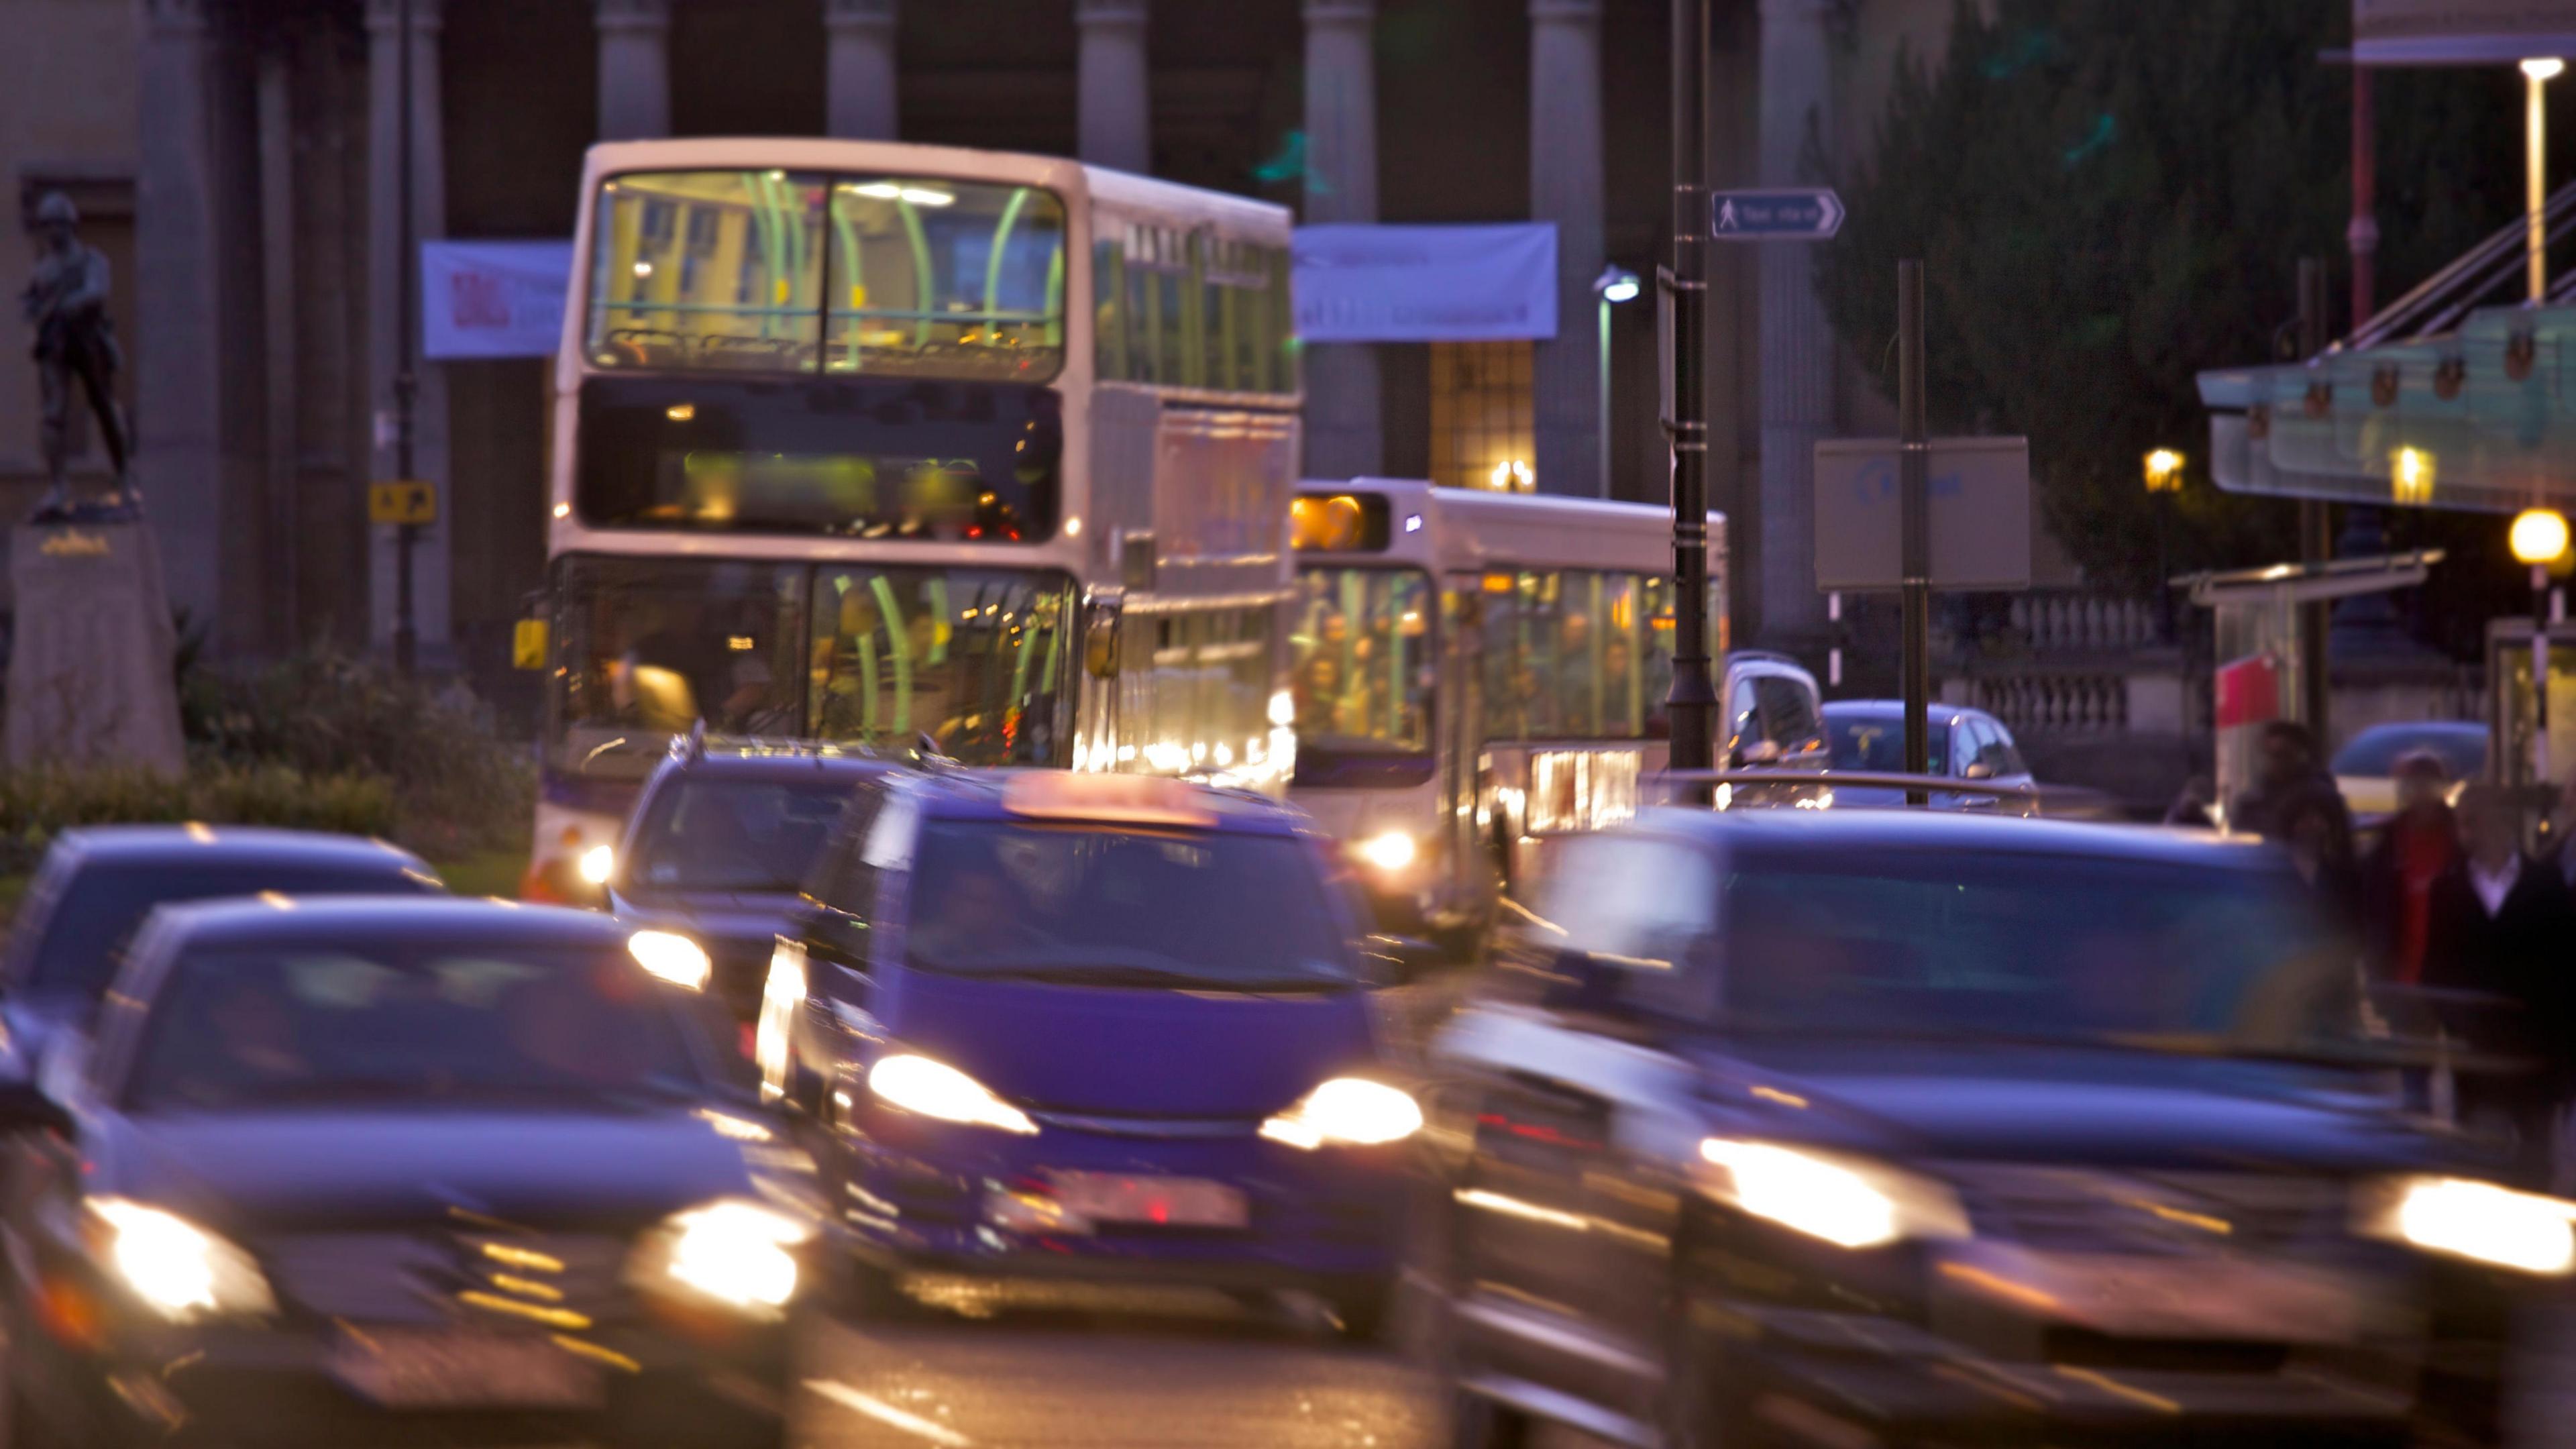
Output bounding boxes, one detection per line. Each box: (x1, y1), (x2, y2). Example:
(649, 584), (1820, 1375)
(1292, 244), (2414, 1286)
(2142, 449), (2184, 640)
(2524, 58), (2564, 303)
(2510, 506), (2569, 786)
(1593, 266), (1642, 498)
(2142, 448), (2185, 493)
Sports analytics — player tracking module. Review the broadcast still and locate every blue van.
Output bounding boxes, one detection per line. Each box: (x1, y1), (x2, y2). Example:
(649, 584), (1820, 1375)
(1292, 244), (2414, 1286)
(760, 769), (1417, 1335)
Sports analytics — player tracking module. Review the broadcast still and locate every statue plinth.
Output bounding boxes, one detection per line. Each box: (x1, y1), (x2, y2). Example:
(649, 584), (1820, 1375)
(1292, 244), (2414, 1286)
(5, 517), (184, 775)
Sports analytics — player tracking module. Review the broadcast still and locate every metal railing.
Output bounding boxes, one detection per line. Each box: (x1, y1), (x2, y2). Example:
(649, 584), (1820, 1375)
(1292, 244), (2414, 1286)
(2349, 175), (2576, 350)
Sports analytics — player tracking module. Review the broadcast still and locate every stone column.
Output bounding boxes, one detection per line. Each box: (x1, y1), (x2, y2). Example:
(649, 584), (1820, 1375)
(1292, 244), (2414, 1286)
(824, 0), (899, 140)
(1529, 0), (1603, 496)
(1301, 0), (1380, 481)
(366, 0), (451, 658)
(1075, 0), (1150, 173)
(595, 0), (672, 142)
(1756, 0), (1833, 647)
(135, 0), (228, 637)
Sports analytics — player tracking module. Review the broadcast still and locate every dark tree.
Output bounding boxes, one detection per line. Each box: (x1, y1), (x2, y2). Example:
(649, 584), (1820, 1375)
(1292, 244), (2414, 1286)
(1819, 0), (2551, 643)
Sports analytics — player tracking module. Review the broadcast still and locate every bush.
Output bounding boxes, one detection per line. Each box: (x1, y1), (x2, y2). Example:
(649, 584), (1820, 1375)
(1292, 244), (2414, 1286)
(0, 764), (399, 877)
(188, 651), (533, 861)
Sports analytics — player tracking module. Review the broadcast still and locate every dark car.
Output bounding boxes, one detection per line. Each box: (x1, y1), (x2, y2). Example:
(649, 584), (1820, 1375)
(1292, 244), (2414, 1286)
(1426, 808), (2559, 1448)
(1, 896), (818, 1449)
(1820, 698), (2036, 807)
(602, 735), (896, 1022)
(0, 826), (443, 1061)
(763, 769), (1418, 1334)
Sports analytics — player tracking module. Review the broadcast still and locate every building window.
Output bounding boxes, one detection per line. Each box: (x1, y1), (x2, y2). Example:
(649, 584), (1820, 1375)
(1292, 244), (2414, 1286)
(1428, 341), (1534, 492)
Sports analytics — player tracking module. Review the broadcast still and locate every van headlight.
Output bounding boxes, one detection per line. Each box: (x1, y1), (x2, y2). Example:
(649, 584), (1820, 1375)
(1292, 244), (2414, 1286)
(627, 930), (710, 991)
(867, 1055), (1038, 1135)
(2359, 1176), (2576, 1275)
(1697, 1140), (1969, 1249)
(1260, 1077), (1423, 1149)
(647, 1200), (811, 1313)
(87, 1197), (274, 1320)
(578, 845), (615, 885)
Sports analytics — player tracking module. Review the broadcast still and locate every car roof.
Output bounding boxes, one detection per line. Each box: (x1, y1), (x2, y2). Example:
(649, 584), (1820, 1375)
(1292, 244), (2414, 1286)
(51, 825), (429, 871)
(2345, 720), (2483, 741)
(655, 743), (903, 784)
(1820, 699), (1981, 722)
(1631, 805), (2275, 871)
(902, 769), (1309, 835)
(147, 894), (631, 950)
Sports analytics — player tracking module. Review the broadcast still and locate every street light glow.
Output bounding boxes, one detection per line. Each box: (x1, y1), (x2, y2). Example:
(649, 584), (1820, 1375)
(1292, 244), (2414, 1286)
(2142, 449), (2185, 493)
(1594, 265), (1642, 304)
(2525, 57), (2566, 82)
(2512, 508), (2570, 566)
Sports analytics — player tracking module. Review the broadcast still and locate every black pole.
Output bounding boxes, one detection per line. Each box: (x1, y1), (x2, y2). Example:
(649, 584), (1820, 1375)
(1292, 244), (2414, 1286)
(2295, 258), (2329, 737)
(392, 0), (419, 676)
(1665, 0), (1717, 782)
(1899, 261), (1930, 805)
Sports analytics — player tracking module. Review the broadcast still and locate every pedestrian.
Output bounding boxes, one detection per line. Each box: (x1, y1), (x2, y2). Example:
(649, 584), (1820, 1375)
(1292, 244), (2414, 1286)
(2279, 790), (2363, 936)
(2359, 751), (2461, 988)
(2424, 786), (2576, 1180)
(2229, 720), (2353, 845)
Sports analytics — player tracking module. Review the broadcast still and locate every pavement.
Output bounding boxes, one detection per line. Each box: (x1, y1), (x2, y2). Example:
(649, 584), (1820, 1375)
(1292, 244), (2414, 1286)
(788, 1279), (1467, 1449)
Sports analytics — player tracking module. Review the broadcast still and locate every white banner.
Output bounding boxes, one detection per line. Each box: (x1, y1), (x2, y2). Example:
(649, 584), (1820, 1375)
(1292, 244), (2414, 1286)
(421, 240), (575, 360)
(1291, 223), (1558, 343)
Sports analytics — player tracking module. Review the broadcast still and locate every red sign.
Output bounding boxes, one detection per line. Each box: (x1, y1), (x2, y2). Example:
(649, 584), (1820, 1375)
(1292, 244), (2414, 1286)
(2214, 654), (2282, 731)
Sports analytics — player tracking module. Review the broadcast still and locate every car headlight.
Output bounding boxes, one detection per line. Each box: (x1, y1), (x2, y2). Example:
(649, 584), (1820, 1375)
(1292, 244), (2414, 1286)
(654, 1199), (812, 1312)
(87, 1197), (274, 1320)
(1697, 1140), (1970, 1249)
(627, 930), (710, 991)
(1354, 830), (1418, 872)
(1260, 1077), (1423, 1150)
(867, 1054), (1038, 1135)
(578, 845), (615, 885)
(2360, 1176), (2576, 1275)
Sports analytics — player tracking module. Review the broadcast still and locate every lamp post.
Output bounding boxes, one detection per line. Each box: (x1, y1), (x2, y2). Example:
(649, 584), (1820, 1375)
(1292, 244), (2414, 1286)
(1592, 265), (1640, 499)
(2524, 58), (2563, 303)
(2143, 448), (2184, 635)
(2511, 507), (2569, 787)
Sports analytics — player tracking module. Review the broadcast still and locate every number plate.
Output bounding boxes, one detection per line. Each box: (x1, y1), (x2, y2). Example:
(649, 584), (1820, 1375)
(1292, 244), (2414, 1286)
(1046, 1171), (1248, 1228)
(329, 1328), (601, 1409)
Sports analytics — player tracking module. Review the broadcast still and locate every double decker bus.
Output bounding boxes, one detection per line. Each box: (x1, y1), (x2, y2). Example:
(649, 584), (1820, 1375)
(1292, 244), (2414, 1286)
(527, 139), (1301, 894)
(1286, 479), (1728, 940)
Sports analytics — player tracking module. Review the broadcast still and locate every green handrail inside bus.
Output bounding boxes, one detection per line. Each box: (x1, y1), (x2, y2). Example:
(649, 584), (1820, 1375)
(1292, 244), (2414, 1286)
(896, 200), (934, 350)
(829, 192), (865, 370)
(981, 188), (1030, 340)
(925, 577), (953, 666)
(1044, 238), (1065, 351)
(869, 574), (915, 740)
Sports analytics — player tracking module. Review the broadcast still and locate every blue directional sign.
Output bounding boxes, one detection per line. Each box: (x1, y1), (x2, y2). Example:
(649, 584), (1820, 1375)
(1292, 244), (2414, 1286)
(1709, 188), (1845, 241)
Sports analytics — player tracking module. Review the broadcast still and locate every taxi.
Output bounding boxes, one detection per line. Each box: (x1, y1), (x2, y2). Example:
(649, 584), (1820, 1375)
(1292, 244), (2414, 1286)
(762, 769), (1419, 1336)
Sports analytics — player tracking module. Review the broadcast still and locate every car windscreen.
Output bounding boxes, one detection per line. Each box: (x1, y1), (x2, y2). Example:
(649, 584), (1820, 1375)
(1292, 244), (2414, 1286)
(23, 862), (436, 1002)
(1717, 851), (2355, 1052)
(627, 777), (856, 895)
(1824, 715), (1950, 773)
(2330, 724), (2485, 780)
(125, 938), (704, 1112)
(904, 820), (1354, 990)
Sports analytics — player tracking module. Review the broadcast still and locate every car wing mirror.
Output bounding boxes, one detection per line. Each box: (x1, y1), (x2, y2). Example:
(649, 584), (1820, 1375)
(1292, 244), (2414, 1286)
(1963, 760), (1995, 780)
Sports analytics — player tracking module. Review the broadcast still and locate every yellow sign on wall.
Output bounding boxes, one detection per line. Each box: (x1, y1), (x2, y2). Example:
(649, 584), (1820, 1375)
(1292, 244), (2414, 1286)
(369, 481), (437, 527)
(512, 618), (549, 671)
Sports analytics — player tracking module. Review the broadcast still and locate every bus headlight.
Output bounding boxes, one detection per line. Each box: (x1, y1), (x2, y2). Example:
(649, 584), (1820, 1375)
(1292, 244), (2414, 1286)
(1260, 1077), (1423, 1149)
(89, 1198), (274, 1320)
(1355, 830), (1418, 873)
(2361, 1176), (2576, 1275)
(578, 845), (615, 885)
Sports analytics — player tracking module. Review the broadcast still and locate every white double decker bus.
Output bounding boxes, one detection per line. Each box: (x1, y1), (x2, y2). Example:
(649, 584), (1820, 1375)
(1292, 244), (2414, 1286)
(526, 139), (1301, 895)
(1286, 478), (1727, 941)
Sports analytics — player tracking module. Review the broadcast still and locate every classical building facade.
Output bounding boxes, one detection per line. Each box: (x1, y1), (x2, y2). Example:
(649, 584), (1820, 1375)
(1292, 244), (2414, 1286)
(3, 0), (1961, 700)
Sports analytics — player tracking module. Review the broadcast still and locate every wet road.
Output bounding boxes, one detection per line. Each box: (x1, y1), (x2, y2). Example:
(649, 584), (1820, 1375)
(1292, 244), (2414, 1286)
(786, 1281), (1454, 1449)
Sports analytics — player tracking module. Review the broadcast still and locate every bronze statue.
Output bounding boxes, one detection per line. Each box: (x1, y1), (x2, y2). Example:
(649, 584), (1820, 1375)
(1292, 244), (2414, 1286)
(22, 191), (134, 520)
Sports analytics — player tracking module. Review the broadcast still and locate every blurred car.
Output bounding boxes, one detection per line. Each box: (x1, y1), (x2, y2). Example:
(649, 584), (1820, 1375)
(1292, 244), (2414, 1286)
(1723, 651), (1830, 769)
(1819, 699), (2035, 808)
(602, 734), (896, 1022)
(0, 826), (442, 1067)
(2, 896), (816, 1449)
(2333, 720), (2485, 819)
(1427, 808), (2555, 1448)
(763, 770), (1419, 1335)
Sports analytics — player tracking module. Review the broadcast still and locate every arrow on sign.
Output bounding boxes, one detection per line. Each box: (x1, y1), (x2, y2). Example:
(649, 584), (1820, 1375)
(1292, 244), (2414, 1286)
(1710, 188), (1845, 241)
